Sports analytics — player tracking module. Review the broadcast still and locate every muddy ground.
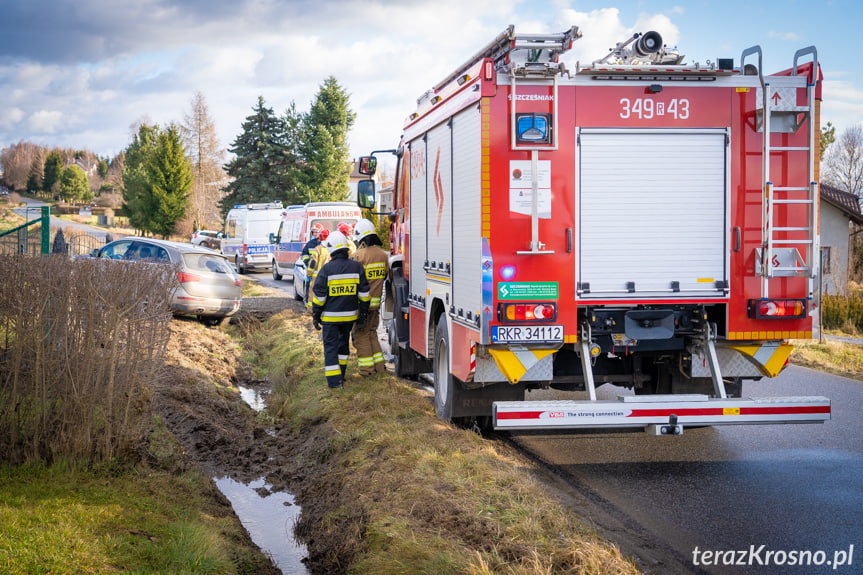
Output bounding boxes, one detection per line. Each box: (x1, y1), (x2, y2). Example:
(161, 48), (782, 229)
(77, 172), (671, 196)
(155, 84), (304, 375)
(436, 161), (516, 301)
(151, 292), (661, 574)
(153, 292), (349, 574)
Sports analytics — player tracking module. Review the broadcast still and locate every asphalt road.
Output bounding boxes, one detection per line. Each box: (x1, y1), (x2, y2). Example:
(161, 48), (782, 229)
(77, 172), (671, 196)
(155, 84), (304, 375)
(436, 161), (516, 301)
(508, 370), (862, 574)
(253, 267), (302, 299)
(13, 197), (112, 242)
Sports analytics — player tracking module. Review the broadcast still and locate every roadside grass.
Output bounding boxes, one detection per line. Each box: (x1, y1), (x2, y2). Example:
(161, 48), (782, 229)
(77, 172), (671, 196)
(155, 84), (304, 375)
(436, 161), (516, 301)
(245, 311), (640, 575)
(0, 199), (25, 229)
(241, 277), (276, 298)
(790, 333), (863, 382)
(0, 458), (269, 575)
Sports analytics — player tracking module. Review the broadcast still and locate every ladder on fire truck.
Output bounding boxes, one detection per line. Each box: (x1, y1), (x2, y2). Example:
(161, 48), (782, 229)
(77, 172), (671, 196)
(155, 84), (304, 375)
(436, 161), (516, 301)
(442, 25), (581, 255)
(743, 45), (820, 299)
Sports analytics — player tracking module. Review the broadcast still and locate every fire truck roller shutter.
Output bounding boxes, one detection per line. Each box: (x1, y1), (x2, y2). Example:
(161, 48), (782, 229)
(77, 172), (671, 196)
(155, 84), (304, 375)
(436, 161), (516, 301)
(451, 105), (483, 323)
(577, 128), (730, 299)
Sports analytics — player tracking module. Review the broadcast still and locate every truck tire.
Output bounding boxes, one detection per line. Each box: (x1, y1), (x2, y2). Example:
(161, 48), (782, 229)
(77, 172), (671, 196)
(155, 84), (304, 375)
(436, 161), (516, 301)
(272, 260), (282, 281)
(433, 320), (464, 424)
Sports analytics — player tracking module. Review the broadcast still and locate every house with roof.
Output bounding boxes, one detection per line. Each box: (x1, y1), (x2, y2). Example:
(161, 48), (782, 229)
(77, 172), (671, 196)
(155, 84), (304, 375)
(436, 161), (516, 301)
(820, 183), (863, 295)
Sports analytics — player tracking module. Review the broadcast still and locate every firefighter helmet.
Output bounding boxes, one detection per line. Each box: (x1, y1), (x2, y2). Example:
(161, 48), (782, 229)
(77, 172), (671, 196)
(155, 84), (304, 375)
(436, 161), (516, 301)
(324, 230), (350, 255)
(311, 223), (324, 235)
(338, 222), (354, 236)
(353, 219), (377, 242)
(318, 228), (330, 241)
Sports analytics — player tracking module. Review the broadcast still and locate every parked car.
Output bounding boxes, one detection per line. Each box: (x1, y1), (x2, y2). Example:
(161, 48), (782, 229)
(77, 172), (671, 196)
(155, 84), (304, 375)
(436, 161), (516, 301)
(191, 230), (223, 249)
(88, 237), (242, 326)
(292, 257), (307, 303)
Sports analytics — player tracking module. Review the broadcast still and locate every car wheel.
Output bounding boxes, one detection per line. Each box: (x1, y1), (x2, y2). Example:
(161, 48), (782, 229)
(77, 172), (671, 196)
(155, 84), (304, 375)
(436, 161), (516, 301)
(201, 316), (228, 327)
(272, 260), (283, 281)
(235, 257), (245, 274)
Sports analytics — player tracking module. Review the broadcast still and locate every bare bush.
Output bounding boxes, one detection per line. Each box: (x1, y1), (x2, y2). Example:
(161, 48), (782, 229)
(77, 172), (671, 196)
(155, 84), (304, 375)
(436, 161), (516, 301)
(0, 255), (174, 464)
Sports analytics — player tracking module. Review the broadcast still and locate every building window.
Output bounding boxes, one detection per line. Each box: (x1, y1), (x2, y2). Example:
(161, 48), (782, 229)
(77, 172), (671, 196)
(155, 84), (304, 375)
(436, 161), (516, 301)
(821, 246), (831, 274)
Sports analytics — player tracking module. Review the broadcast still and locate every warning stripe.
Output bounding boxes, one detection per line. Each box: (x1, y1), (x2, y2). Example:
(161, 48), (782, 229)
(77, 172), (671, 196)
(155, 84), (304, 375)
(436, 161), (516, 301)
(497, 405), (830, 420)
(627, 406), (831, 417)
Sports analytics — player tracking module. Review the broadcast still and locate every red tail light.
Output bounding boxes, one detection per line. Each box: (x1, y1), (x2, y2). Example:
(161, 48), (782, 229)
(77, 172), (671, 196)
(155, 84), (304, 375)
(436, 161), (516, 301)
(498, 302), (558, 322)
(748, 299), (806, 319)
(176, 272), (201, 284)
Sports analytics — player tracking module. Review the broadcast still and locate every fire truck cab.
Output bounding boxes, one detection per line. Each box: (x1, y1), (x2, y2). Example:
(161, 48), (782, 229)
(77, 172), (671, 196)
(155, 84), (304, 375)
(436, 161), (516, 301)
(358, 26), (830, 433)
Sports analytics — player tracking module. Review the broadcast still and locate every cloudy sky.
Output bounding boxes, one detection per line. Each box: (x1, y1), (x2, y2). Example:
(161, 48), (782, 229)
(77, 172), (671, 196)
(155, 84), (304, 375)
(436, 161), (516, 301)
(1, 0), (861, 162)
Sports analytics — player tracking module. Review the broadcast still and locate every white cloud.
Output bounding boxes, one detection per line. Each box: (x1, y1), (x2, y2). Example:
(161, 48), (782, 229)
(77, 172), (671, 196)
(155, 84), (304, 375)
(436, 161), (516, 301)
(0, 107), (25, 131)
(768, 30), (802, 42)
(28, 110), (64, 134)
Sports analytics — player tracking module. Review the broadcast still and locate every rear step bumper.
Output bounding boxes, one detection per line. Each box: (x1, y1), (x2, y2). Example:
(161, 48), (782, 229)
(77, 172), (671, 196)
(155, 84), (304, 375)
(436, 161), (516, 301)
(493, 394), (831, 432)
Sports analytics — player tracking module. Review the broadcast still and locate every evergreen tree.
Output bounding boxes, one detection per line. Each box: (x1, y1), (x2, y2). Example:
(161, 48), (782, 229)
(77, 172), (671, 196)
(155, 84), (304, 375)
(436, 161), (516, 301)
(296, 76), (355, 201)
(146, 125), (192, 237)
(43, 151), (64, 196)
(221, 96), (296, 215)
(59, 165), (91, 203)
(122, 124), (160, 233)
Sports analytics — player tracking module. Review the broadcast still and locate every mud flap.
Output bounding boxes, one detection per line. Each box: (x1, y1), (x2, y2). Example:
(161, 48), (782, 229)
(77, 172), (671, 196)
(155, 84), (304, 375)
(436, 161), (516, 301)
(453, 381), (525, 418)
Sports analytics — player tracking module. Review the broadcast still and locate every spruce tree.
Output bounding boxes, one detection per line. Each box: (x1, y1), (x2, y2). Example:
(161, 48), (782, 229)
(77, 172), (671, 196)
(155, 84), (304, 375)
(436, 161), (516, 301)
(122, 124), (160, 233)
(297, 76), (356, 202)
(221, 96), (295, 215)
(146, 125), (192, 238)
(43, 151), (64, 196)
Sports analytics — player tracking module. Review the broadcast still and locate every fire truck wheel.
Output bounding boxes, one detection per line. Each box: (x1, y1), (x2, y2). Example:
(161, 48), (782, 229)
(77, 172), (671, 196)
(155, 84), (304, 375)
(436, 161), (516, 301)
(433, 320), (458, 423)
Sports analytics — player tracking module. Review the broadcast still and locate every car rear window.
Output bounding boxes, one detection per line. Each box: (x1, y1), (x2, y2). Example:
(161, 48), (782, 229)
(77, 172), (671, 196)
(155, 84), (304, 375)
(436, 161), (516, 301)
(184, 253), (234, 274)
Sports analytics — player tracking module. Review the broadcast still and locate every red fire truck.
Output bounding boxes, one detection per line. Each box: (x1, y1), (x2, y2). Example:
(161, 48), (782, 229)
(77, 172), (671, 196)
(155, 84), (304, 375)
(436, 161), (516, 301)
(357, 26), (830, 434)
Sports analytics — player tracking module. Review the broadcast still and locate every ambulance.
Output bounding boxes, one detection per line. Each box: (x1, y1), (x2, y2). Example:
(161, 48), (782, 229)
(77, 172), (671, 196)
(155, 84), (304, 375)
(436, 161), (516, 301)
(270, 202), (363, 298)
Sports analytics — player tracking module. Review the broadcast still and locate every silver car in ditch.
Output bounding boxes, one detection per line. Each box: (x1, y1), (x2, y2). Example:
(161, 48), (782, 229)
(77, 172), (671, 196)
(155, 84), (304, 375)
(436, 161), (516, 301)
(89, 237), (242, 326)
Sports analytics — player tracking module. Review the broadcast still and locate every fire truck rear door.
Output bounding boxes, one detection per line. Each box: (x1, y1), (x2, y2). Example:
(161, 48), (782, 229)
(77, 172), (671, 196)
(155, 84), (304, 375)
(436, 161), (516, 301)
(577, 128), (729, 300)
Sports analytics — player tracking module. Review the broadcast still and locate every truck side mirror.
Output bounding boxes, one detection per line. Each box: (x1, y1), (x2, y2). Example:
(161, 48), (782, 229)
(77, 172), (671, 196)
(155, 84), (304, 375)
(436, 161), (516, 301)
(358, 179), (376, 210)
(358, 156), (377, 176)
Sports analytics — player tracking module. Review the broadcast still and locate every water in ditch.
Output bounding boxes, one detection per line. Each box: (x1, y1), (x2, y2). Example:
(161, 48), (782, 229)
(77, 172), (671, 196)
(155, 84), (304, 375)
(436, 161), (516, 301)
(213, 385), (308, 574)
(213, 475), (308, 574)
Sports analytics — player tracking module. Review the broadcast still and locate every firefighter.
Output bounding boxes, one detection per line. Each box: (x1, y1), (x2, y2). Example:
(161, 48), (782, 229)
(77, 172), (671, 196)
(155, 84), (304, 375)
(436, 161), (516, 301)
(350, 219), (390, 375)
(337, 222), (357, 255)
(311, 230), (370, 389)
(305, 228), (330, 309)
(300, 223), (324, 267)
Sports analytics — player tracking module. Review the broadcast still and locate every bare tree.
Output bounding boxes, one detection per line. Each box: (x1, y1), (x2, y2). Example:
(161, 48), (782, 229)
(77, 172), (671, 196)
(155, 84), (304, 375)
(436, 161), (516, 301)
(823, 124), (863, 202)
(180, 92), (227, 233)
(0, 141), (45, 191)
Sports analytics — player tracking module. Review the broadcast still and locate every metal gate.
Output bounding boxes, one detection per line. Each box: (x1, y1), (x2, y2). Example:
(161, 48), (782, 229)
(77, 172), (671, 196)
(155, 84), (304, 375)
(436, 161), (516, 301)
(0, 206), (51, 256)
